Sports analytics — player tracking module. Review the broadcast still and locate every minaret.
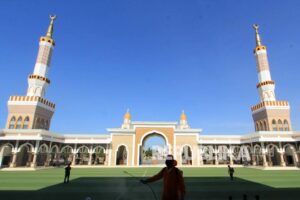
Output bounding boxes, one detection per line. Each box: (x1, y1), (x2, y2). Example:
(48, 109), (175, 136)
(251, 24), (292, 132)
(6, 16), (57, 130)
(121, 109), (131, 129)
(179, 110), (189, 129)
(27, 15), (56, 97)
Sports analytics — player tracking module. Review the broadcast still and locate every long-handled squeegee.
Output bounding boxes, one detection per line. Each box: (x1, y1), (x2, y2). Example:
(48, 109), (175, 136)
(123, 171), (158, 200)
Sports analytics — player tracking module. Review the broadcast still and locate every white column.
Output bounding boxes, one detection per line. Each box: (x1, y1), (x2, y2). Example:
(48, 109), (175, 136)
(214, 146), (219, 165)
(31, 153), (37, 167)
(279, 151), (286, 167)
(198, 146), (203, 166)
(10, 152), (17, 168)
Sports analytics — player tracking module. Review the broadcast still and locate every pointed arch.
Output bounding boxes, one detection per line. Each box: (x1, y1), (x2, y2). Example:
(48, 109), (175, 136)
(8, 116), (16, 129)
(23, 116), (30, 129)
(283, 120), (289, 131)
(16, 117), (23, 129)
(278, 119), (283, 131)
(272, 119), (277, 131)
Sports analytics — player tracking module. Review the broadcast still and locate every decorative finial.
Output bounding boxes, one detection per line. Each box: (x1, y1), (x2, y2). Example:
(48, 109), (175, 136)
(46, 15), (56, 38)
(253, 24), (262, 46)
(124, 109), (131, 120)
(180, 110), (187, 120)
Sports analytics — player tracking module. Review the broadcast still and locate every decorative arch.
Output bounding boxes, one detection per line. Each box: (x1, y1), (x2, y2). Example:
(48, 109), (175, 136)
(50, 145), (59, 153)
(0, 144), (13, 167)
(260, 121), (264, 131)
(283, 120), (289, 131)
(38, 144), (49, 153)
(278, 120), (283, 131)
(263, 120), (268, 131)
(8, 116), (16, 129)
(116, 144), (128, 166)
(93, 146), (106, 165)
(272, 119), (277, 131)
(23, 116), (30, 129)
(16, 116), (23, 129)
(283, 144), (298, 166)
(60, 145), (74, 153)
(17, 143), (34, 153)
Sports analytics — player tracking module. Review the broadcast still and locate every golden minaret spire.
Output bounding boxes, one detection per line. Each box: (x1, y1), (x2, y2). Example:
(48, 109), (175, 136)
(46, 15), (56, 38)
(253, 24), (262, 46)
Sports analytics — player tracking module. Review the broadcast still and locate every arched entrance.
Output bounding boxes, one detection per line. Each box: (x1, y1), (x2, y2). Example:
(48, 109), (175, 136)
(16, 144), (32, 167)
(0, 144), (13, 168)
(266, 144), (281, 166)
(284, 144), (297, 166)
(93, 146), (106, 165)
(60, 146), (73, 165)
(76, 146), (89, 165)
(116, 145), (127, 165)
(140, 133), (168, 165)
(36, 144), (48, 166)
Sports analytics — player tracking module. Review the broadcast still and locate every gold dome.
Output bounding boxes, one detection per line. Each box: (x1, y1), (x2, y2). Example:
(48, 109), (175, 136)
(124, 109), (131, 120)
(180, 110), (187, 121)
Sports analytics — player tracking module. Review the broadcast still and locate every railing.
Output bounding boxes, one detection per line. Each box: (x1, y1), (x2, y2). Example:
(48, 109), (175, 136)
(251, 101), (289, 112)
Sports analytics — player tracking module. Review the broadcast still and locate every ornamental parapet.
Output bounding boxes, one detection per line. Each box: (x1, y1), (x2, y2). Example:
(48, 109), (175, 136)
(256, 80), (274, 88)
(251, 101), (289, 112)
(28, 74), (50, 84)
(9, 95), (55, 109)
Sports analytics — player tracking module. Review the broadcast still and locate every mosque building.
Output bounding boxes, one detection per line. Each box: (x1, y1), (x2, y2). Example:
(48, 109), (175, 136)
(0, 16), (299, 168)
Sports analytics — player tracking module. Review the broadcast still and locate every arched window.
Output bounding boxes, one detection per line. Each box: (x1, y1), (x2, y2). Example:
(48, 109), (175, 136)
(260, 121), (264, 131)
(41, 119), (45, 129)
(9, 117), (16, 129)
(257, 122), (261, 131)
(283, 120), (289, 131)
(278, 119), (283, 131)
(35, 118), (40, 129)
(45, 120), (49, 130)
(255, 122), (259, 131)
(16, 117), (23, 129)
(272, 119), (277, 131)
(23, 117), (29, 129)
(264, 121), (267, 131)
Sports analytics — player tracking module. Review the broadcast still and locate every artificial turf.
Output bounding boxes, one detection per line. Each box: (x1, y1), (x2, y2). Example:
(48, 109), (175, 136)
(0, 167), (299, 200)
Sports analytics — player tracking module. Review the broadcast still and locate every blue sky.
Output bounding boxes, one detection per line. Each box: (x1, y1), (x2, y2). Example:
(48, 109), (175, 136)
(0, 0), (300, 135)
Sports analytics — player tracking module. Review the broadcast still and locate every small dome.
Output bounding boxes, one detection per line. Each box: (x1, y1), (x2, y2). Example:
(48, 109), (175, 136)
(124, 110), (131, 120)
(180, 111), (187, 120)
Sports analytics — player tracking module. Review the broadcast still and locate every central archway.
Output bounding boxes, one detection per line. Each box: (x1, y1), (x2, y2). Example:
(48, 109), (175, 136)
(139, 132), (168, 165)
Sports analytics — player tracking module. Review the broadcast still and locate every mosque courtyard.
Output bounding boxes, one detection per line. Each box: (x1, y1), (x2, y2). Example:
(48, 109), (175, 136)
(0, 167), (299, 200)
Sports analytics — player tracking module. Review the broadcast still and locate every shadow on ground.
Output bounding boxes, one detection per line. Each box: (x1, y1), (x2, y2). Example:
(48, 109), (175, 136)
(0, 177), (299, 200)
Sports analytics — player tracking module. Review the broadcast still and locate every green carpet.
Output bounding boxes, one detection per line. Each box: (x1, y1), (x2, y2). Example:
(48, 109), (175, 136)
(0, 167), (299, 200)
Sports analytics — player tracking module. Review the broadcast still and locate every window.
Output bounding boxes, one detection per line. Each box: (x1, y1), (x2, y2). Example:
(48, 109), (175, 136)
(264, 121), (267, 131)
(41, 119), (45, 129)
(23, 117), (29, 129)
(260, 121), (264, 131)
(8, 117), (16, 129)
(278, 120), (283, 131)
(255, 122), (259, 131)
(272, 119), (277, 131)
(284, 120), (289, 131)
(16, 117), (23, 129)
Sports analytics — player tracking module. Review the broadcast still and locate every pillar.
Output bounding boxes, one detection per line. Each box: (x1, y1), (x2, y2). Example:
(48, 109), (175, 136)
(72, 153), (76, 166)
(251, 154), (257, 166)
(45, 153), (51, 166)
(199, 148), (203, 166)
(88, 153), (92, 166)
(31, 153), (37, 168)
(262, 152), (268, 167)
(10, 152), (17, 167)
(279, 152), (286, 167)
